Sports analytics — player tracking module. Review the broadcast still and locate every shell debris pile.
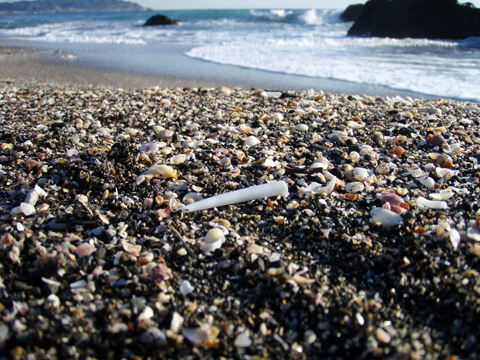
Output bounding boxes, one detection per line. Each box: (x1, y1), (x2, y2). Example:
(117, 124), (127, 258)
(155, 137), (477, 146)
(1, 84), (480, 359)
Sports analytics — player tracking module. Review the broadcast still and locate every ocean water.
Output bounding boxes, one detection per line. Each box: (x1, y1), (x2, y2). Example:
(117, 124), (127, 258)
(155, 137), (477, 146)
(1, 9), (479, 101)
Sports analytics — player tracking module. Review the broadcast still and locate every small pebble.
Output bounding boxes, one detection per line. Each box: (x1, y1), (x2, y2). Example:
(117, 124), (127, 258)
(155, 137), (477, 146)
(234, 333), (252, 348)
(376, 328), (392, 344)
(180, 280), (194, 296)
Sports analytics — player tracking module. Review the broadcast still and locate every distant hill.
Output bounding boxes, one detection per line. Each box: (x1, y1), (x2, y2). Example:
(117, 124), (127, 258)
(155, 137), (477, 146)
(0, 0), (149, 14)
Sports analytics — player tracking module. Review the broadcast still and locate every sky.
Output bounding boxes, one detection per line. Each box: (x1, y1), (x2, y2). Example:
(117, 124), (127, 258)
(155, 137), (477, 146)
(1, 0), (480, 10)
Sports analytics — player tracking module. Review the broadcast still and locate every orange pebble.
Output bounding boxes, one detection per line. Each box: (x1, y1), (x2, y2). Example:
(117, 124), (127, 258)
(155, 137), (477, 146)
(389, 146), (406, 157)
(345, 193), (358, 201)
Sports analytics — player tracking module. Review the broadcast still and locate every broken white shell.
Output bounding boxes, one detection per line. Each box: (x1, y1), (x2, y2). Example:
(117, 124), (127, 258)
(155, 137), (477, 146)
(416, 196), (448, 210)
(11, 203), (36, 216)
(354, 167), (370, 181)
(299, 177), (337, 196)
(467, 226), (480, 242)
(371, 208), (403, 227)
(67, 148), (79, 157)
(137, 164), (177, 184)
(169, 154), (187, 164)
(234, 333), (252, 348)
(140, 143), (159, 154)
(200, 228), (225, 253)
(183, 193), (204, 204)
(436, 221), (461, 249)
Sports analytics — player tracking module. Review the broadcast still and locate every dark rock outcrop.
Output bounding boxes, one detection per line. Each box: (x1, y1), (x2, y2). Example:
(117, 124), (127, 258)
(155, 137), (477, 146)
(143, 14), (179, 26)
(0, 0), (148, 14)
(340, 4), (364, 22)
(347, 0), (480, 40)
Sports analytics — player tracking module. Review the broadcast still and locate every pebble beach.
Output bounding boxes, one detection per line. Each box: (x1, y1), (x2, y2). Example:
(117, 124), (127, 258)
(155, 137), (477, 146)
(1, 59), (480, 360)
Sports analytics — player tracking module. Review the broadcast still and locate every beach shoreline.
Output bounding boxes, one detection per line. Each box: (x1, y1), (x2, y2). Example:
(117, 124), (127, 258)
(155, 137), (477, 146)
(1, 40), (445, 100)
(0, 42), (220, 90)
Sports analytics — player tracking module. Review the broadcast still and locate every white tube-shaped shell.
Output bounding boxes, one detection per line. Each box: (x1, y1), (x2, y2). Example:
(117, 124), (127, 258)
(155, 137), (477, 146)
(416, 196), (449, 210)
(182, 181), (289, 213)
(429, 192), (454, 201)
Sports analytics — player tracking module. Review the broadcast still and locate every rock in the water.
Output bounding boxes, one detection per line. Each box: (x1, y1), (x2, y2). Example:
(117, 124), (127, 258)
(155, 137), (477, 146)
(144, 14), (178, 26)
(340, 4), (364, 21)
(347, 0), (480, 40)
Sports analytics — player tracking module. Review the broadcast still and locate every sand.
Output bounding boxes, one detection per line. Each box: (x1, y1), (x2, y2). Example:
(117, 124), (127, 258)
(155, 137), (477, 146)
(0, 44), (229, 90)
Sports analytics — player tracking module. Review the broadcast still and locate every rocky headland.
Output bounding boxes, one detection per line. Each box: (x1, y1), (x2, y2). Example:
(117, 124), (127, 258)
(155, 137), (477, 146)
(346, 0), (480, 40)
(340, 3), (364, 22)
(0, 0), (148, 14)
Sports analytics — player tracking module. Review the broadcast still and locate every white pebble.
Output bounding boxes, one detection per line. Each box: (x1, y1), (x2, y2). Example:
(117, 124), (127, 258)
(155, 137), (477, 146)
(20, 203), (35, 216)
(67, 148), (79, 157)
(304, 330), (317, 344)
(47, 293), (60, 308)
(138, 306), (154, 322)
(76, 243), (96, 258)
(354, 167), (369, 181)
(25, 189), (40, 206)
(180, 280), (195, 296)
(170, 312), (184, 333)
(70, 279), (87, 290)
(345, 182), (365, 193)
(273, 113), (284, 121)
(244, 136), (260, 146)
(204, 228), (225, 243)
(295, 124), (309, 132)
(269, 252), (282, 262)
(76, 194), (88, 204)
(169, 154), (187, 164)
(234, 333), (252, 348)
(182, 327), (208, 345)
(467, 226), (480, 242)
(450, 228), (461, 249)
(140, 142), (159, 154)
(418, 176), (435, 188)
(376, 328), (391, 344)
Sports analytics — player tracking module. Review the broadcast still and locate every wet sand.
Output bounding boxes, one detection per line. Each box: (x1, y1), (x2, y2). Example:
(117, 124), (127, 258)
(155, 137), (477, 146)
(1, 40), (440, 99)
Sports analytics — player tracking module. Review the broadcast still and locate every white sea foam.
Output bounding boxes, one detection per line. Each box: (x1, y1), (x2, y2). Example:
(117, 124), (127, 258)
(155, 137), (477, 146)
(300, 9), (343, 25)
(187, 36), (480, 101)
(250, 9), (294, 20)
